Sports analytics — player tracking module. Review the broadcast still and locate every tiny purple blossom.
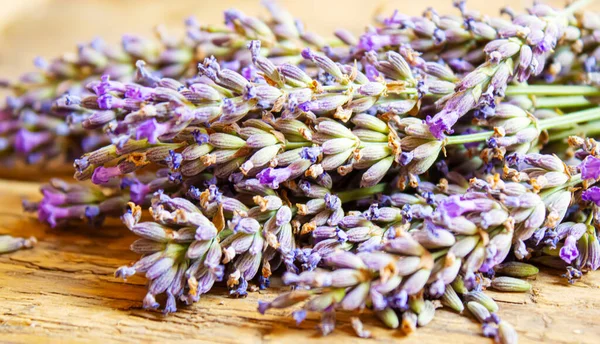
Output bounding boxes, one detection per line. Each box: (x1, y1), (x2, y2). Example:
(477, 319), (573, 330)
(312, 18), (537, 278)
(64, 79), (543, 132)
(91, 166), (121, 185)
(135, 118), (169, 143)
(41, 189), (67, 206)
(97, 94), (123, 110)
(399, 151), (413, 165)
(257, 167), (291, 189)
(365, 64), (380, 81)
(37, 203), (69, 228)
(14, 129), (51, 154)
(560, 235), (579, 264)
(130, 180), (150, 204)
(192, 130), (209, 144)
(580, 156), (600, 180)
(300, 147), (322, 163)
(324, 194), (341, 210)
(292, 310), (307, 325)
(425, 112), (455, 139)
(124, 85), (154, 101)
(582, 187), (600, 206)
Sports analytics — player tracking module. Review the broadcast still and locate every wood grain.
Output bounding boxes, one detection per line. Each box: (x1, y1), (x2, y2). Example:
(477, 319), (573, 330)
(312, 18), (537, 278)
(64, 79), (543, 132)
(2, 1), (600, 343)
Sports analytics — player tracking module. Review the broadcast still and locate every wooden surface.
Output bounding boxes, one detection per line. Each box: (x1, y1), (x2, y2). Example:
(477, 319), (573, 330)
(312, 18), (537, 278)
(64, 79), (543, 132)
(2, 1), (600, 343)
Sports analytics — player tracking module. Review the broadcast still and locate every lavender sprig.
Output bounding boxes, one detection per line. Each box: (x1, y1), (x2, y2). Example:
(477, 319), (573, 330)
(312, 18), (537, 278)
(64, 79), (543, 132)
(425, 0), (590, 139)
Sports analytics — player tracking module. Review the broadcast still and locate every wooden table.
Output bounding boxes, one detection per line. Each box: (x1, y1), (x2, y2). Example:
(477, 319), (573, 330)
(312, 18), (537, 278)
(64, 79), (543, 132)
(2, 1), (600, 343)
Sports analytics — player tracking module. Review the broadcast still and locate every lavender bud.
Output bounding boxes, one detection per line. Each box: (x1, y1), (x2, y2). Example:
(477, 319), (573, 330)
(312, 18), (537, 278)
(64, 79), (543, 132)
(467, 301), (490, 323)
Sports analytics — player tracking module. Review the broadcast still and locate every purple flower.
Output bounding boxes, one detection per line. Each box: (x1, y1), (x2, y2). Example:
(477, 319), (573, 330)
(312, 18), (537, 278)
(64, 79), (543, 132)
(429, 278), (445, 298)
(14, 129), (51, 154)
(97, 94), (122, 110)
(482, 323), (498, 338)
(243, 84), (256, 100)
(387, 290), (408, 310)
(436, 195), (473, 218)
(300, 147), (322, 163)
(257, 167), (292, 189)
(582, 187), (600, 206)
(364, 64), (380, 81)
(231, 216), (260, 234)
(257, 300), (270, 315)
(130, 180), (150, 205)
(425, 112), (455, 139)
(426, 92), (476, 139)
(241, 65), (259, 81)
(41, 189), (67, 206)
(292, 310), (307, 325)
(91, 166), (121, 185)
(324, 194), (341, 210)
(135, 118), (169, 144)
(166, 150), (183, 170)
(300, 48), (315, 61)
(84, 206), (101, 223)
(335, 228), (348, 243)
(92, 75), (112, 95)
(399, 151), (413, 166)
(580, 156), (600, 180)
(37, 203), (73, 228)
(559, 235), (579, 264)
(124, 85), (153, 101)
(192, 130), (209, 144)
(433, 28), (446, 44)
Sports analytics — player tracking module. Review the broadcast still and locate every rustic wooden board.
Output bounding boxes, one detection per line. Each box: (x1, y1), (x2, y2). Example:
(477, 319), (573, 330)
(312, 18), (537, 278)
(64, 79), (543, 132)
(2, 1), (600, 342)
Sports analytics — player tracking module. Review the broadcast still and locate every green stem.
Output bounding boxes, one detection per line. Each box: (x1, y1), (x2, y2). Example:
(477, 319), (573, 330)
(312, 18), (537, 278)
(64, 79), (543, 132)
(539, 107), (600, 131)
(432, 249), (449, 260)
(337, 183), (387, 203)
(547, 121), (600, 142)
(505, 85), (600, 97)
(445, 131), (493, 145)
(285, 141), (312, 149)
(446, 107), (600, 146)
(534, 96), (594, 109)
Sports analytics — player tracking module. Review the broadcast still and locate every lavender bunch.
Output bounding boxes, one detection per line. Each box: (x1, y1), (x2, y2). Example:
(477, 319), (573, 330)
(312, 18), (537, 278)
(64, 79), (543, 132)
(521, 140), (600, 280)
(71, 43), (600, 191)
(22, 178), (129, 228)
(361, 1), (504, 70)
(255, 150), (600, 338)
(0, 2), (328, 167)
(425, 0), (591, 139)
(114, 193), (224, 312)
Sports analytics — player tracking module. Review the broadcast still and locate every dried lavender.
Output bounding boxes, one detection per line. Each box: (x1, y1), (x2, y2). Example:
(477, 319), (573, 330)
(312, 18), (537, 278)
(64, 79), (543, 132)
(5, 1), (600, 342)
(425, 0), (593, 139)
(0, 2), (327, 166)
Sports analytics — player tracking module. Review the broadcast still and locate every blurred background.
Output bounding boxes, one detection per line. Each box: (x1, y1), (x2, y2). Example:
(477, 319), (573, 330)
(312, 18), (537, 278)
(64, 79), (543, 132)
(1, 0), (600, 82)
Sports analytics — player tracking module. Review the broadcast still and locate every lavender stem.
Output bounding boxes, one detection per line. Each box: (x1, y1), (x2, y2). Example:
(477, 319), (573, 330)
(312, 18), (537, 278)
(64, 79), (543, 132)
(446, 107), (600, 146)
(337, 183), (387, 203)
(534, 96), (594, 109)
(505, 85), (600, 97)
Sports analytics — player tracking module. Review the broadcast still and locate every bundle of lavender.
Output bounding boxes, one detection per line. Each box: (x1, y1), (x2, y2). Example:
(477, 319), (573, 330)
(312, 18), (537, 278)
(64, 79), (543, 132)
(3, 0), (600, 342)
